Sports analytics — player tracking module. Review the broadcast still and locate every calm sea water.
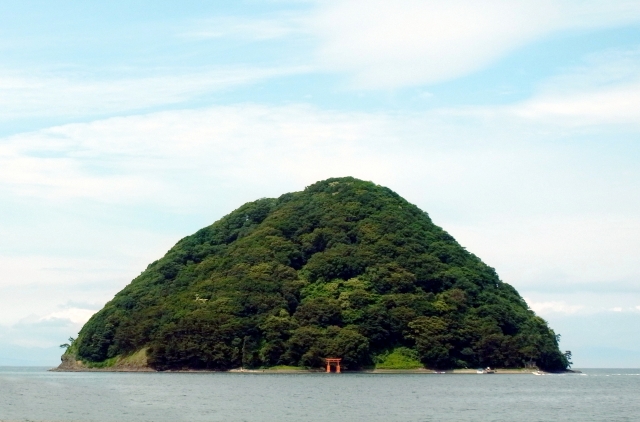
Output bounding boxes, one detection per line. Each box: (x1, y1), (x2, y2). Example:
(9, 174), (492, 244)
(1, 367), (638, 422)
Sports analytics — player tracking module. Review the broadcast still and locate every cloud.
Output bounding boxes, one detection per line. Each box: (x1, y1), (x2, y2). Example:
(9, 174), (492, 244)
(40, 308), (97, 325)
(509, 83), (640, 125)
(542, 311), (640, 366)
(0, 104), (405, 206)
(309, 0), (640, 88)
(568, 346), (640, 368)
(0, 301), (97, 359)
(439, 48), (640, 128)
(3, 3), (640, 124)
(180, 15), (301, 40)
(525, 298), (584, 315)
(527, 299), (640, 317)
(0, 66), (306, 120)
(0, 342), (62, 366)
(451, 215), (640, 295)
(507, 49), (640, 126)
(2, 314), (82, 349)
(0, 255), (153, 325)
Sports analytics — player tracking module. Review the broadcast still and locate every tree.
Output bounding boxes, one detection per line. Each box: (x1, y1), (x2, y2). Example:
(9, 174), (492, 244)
(408, 316), (453, 368)
(60, 337), (75, 349)
(564, 350), (573, 368)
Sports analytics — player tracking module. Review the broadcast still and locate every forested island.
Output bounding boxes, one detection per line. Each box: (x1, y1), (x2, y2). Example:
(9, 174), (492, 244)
(59, 177), (570, 372)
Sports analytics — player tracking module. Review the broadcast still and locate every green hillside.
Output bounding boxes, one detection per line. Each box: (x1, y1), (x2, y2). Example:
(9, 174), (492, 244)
(70, 177), (569, 371)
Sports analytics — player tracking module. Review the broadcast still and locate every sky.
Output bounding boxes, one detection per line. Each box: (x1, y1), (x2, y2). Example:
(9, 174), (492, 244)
(1, 0), (639, 367)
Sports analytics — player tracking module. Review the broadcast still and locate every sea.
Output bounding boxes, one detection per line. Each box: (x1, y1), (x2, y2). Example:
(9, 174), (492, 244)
(1, 367), (638, 422)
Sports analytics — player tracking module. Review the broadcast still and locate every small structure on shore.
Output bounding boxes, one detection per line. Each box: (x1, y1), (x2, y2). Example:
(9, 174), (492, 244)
(325, 358), (341, 373)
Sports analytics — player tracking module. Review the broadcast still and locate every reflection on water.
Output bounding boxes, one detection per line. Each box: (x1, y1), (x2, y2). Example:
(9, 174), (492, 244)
(1, 367), (639, 422)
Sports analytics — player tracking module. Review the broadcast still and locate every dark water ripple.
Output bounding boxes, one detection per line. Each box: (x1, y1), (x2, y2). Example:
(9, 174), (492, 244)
(1, 367), (638, 422)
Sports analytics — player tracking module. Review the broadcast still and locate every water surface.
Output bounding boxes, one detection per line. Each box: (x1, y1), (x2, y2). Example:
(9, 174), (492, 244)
(1, 367), (638, 421)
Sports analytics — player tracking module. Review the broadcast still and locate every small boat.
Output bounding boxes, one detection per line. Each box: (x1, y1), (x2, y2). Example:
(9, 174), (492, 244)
(477, 367), (495, 374)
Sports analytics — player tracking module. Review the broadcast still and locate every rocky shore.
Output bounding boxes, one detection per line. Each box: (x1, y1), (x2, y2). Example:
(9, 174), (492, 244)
(52, 350), (154, 372)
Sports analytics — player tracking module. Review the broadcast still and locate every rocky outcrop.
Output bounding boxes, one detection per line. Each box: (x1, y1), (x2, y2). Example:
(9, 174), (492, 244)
(53, 349), (154, 372)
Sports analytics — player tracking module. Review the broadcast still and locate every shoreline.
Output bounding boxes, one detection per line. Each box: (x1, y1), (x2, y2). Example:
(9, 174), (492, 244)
(53, 352), (579, 374)
(51, 365), (578, 374)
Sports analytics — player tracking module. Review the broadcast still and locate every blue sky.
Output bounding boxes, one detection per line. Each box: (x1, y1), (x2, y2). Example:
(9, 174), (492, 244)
(1, 0), (640, 367)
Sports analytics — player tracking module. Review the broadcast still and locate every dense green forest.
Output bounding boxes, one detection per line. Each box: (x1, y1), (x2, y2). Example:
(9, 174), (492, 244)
(71, 177), (569, 371)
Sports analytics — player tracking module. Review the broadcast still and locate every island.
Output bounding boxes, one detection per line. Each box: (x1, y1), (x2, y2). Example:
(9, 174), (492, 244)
(57, 177), (570, 373)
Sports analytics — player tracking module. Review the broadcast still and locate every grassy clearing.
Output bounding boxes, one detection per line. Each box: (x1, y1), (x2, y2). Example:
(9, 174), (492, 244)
(84, 356), (118, 368)
(374, 348), (423, 370)
(119, 348), (148, 366)
(264, 365), (307, 371)
(82, 348), (149, 369)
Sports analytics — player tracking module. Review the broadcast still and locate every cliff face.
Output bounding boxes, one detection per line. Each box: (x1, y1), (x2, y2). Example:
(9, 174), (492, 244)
(65, 177), (569, 371)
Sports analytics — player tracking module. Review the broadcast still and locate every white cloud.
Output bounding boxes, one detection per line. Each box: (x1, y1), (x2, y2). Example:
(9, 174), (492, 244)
(40, 308), (97, 325)
(508, 50), (640, 125)
(0, 311), (85, 349)
(440, 48), (640, 127)
(180, 15), (301, 40)
(450, 215), (640, 294)
(0, 105), (403, 205)
(309, 0), (640, 88)
(525, 298), (584, 315)
(0, 256), (128, 324)
(610, 307), (624, 312)
(510, 83), (640, 125)
(3, 3), (639, 123)
(540, 312), (640, 367)
(0, 216), (179, 326)
(0, 66), (306, 120)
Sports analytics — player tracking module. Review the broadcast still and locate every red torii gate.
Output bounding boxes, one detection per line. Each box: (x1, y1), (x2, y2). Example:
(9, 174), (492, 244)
(325, 358), (341, 373)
